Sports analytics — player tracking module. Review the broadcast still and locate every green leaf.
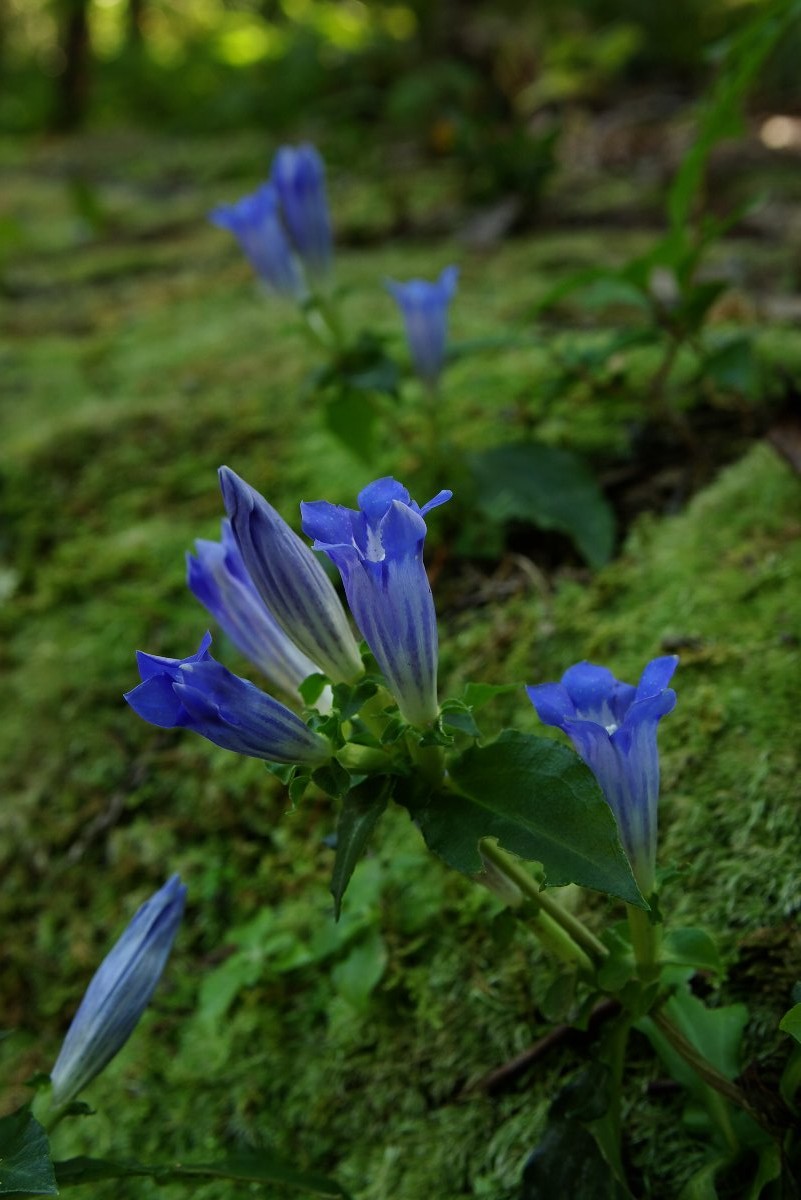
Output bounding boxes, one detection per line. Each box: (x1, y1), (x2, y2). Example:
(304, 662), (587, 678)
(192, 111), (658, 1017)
(779, 1003), (801, 1045)
(347, 356), (400, 397)
(324, 389), (377, 464)
(636, 982), (751, 1150)
(0, 1108), (57, 1196)
(416, 731), (643, 905)
(597, 926), (637, 992)
(54, 1152), (350, 1196)
(779, 1043), (801, 1110)
(521, 1066), (628, 1199)
(330, 778), (391, 919)
(703, 336), (758, 397)
(675, 280), (728, 333)
(678, 1157), (730, 1200)
(469, 442), (615, 568)
(662, 928), (722, 975)
(461, 681), (522, 711)
(331, 928), (388, 1010)
(667, 5), (791, 233)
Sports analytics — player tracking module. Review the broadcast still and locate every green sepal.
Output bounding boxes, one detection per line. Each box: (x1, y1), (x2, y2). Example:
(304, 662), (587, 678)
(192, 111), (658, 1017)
(312, 760), (352, 800)
(0, 1106), (57, 1196)
(298, 673), (330, 706)
(417, 724), (453, 748)
(412, 731), (644, 906)
(380, 716), (408, 746)
(331, 679), (378, 721)
(330, 777), (392, 920)
(21, 1073), (51, 1092)
(288, 772), (310, 806)
(264, 761), (296, 785)
(306, 710), (343, 747)
(53, 1152), (350, 1196)
(439, 699), (480, 739)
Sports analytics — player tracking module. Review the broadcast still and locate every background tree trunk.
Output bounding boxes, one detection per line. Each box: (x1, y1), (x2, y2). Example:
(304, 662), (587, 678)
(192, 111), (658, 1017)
(51, 0), (91, 132)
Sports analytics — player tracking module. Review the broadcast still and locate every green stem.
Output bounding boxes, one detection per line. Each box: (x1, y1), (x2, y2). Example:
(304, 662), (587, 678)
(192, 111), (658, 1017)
(312, 290), (345, 350)
(627, 904), (660, 984)
(407, 738), (445, 789)
(652, 1009), (760, 1140)
(42, 1104), (70, 1136)
(591, 1013), (632, 1183)
(479, 840), (608, 968)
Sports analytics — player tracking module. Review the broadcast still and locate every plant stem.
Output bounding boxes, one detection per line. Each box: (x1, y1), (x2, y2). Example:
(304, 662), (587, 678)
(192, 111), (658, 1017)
(591, 1012), (632, 1183)
(479, 840), (608, 968)
(408, 738), (445, 789)
(627, 904), (660, 983)
(651, 1008), (760, 1137)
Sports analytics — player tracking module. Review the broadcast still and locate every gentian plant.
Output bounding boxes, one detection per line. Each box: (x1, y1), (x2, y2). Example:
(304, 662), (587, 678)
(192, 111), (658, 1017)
(120, 468), (801, 1196)
(5, 877), (347, 1196)
(49, 876), (187, 1110)
(386, 266), (459, 390)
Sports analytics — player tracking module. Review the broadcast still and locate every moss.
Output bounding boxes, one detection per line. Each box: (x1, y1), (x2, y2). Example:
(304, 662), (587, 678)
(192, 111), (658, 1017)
(2, 133), (800, 1199)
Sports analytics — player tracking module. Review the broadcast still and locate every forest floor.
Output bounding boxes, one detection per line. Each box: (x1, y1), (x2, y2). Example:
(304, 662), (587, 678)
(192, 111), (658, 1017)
(1, 123), (800, 1199)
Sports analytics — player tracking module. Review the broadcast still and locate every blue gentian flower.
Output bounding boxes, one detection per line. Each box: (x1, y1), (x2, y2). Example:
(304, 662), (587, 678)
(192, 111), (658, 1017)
(386, 266), (459, 387)
(187, 520), (319, 700)
(209, 182), (306, 301)
(125, 633), (331, 765)
(50, 875), (186, 1105)
(220, 467), (363, 685)
(271, 144), (333, 283)
(301, 478), (451, 728)
(526, 657), (678, 895)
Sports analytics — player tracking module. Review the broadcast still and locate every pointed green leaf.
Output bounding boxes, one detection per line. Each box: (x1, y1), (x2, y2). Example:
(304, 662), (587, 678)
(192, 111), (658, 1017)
(461, 681), (522, 711)
(779, 1003), (801, 1045)
(324, 389), (377, 464)
(330, 777), (391, 919)
(54, 1152), (350, 1196)
(416, 731), (643, 905)
(662, 928), (722, 975)
(331, 928), (388, 1010)
(0, 1108), (57, 1196)
(469, 442), (615, 568)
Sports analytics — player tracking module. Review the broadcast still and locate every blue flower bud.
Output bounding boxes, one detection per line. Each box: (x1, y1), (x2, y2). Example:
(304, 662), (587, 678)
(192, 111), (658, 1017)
(125, 633), (332, 765)
(527, 657), (678, 894)
(386, 266), (458, 387)
(270, 144), (333, 283)
(301, 477), (451, 728)
(187, 520), (319, 700)
(209, 182), (306, 301)
(219, 467), (363, 684)
(50, 875), (186, 1105)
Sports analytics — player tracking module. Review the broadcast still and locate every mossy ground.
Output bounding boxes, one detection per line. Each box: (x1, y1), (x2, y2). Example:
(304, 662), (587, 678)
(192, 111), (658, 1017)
(1, 131), (800, 1199)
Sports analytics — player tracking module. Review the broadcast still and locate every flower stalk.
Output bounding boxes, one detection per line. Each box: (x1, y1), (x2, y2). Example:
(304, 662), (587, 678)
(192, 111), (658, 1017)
(479, 839), (607, 972)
